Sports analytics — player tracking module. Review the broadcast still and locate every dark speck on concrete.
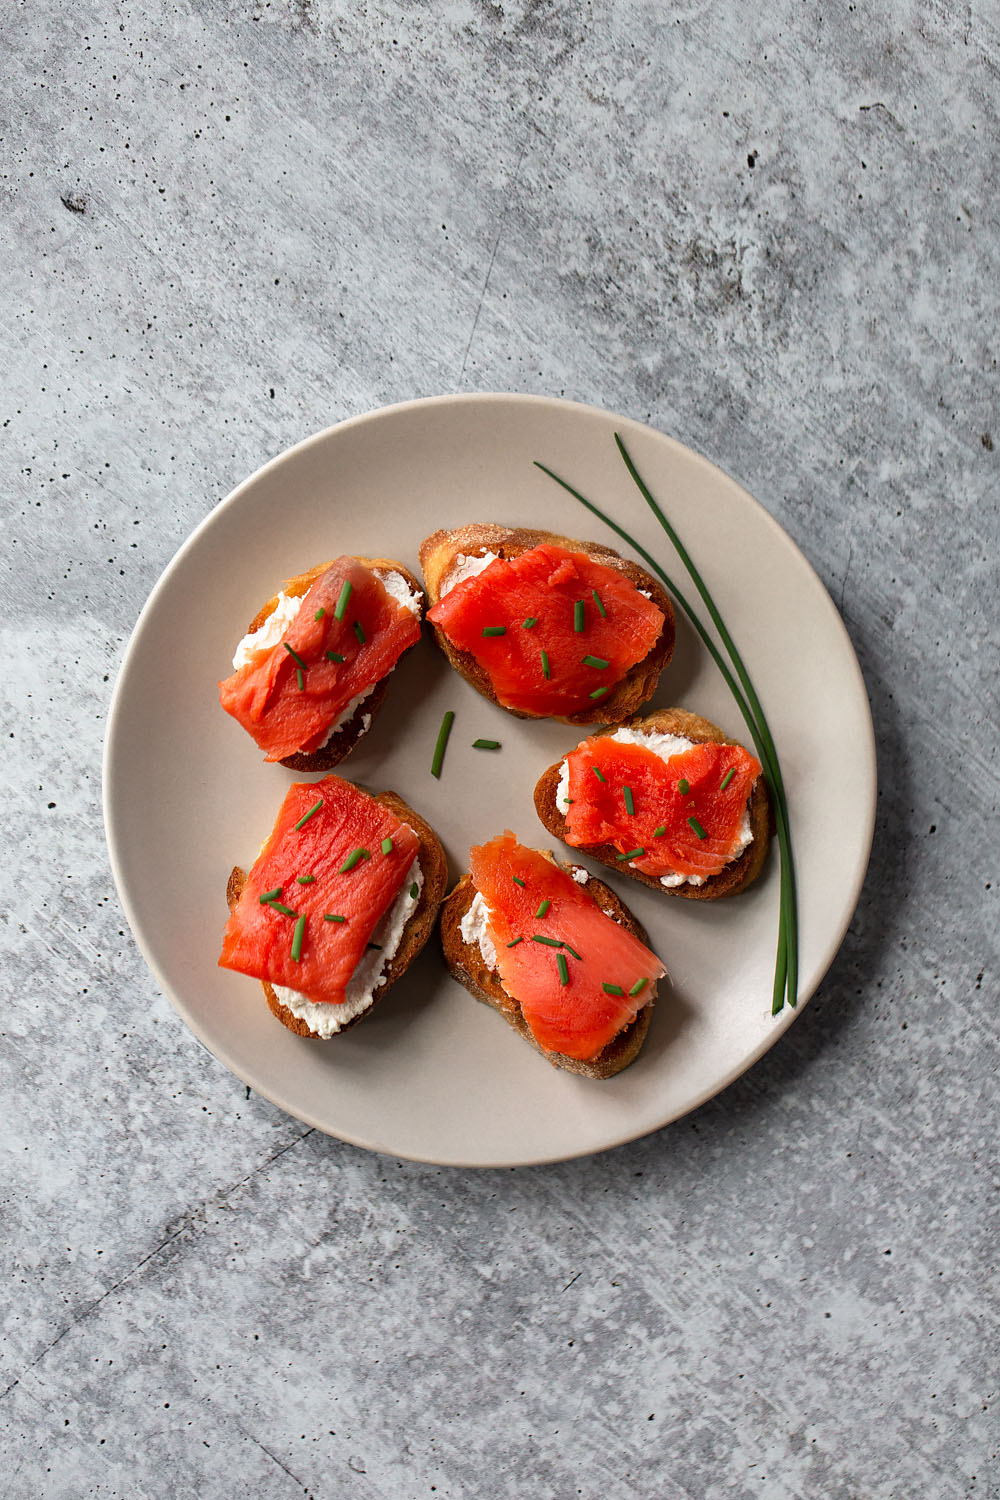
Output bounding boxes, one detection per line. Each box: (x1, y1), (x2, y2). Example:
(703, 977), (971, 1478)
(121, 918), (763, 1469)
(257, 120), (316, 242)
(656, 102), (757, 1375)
(60, 192), (87, 214)
(982, 432), (993, 451)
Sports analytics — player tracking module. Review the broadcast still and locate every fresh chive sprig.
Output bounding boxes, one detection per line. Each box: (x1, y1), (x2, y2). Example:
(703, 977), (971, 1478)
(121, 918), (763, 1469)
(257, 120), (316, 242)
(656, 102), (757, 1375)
(431, 710), (455, 779)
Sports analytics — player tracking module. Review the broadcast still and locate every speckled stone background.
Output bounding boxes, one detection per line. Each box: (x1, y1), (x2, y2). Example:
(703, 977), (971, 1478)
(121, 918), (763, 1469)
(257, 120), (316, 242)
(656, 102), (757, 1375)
(2, 2), (997, 1496)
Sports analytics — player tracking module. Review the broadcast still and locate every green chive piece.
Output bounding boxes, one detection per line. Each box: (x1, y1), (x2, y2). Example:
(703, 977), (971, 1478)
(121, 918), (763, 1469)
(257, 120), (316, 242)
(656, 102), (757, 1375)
(557, 953), (569, 986)
(678, 778), (690, 795)
(353, 619), (366, 645)
(589, 686), (610, 699)
(325, 650), (345, 663)
(333, 579), (352, 620)
(629, 978), (649, 998)
(531, 935), (561, 947)
(381, 837), (393, 855)
(623, 786), (635, 816)
(535, 899), (551, 919)
(616, 846), (645, 861)
(431, 710), (455, 779)
(522, 617), (538, 629)
(290, 914), (306, 962)
(481, 625), (506, 637)
(472, 738), (501, 750)
(366, 942), (382, 952)
(267, 901), (297, 917)
(592, 766), (606, 783)
(512, 876), (526, 887)
(506, 936), (524, 948)
(409, 882), (419, 899)
(294, 797), (324, 830)
(296, 875), (316, 885)
(581, 654), (609, 669)
(602, 982), (625, 997)
(259, 886), (282, 904)
(652, 824), (666, 837)
(314, 607), (325, 621)
(688, 816), (708, 840)
(324, 913), (346, 923)
(540, 649), (551, 679)
(560, 942), (582, 960)
(338, 847), (370, 873)
(296, 667), (305, 690)
(592, 589), (607, 617)
(283, 642), (308, 669)
(573, 600), (585, 632)
(720, 767), (736, 791)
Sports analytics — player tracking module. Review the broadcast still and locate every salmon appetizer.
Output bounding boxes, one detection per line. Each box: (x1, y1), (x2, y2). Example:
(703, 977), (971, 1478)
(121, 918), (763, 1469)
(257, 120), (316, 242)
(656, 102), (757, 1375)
(534, 708), (772, 900)
(440, 831), (666, 1078)
(419, 525), (674, 724)
(218, 555), (424, 769)
(220, 774), (447, 1038)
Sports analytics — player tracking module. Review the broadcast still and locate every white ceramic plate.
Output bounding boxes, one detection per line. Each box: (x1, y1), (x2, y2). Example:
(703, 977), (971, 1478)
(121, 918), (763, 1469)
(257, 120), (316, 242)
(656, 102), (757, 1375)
(104, 395), (875, 1167)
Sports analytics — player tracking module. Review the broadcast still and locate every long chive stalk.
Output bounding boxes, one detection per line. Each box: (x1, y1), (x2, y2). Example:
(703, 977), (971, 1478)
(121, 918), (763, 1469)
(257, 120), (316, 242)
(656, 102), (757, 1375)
(535, 448), (797, 1014)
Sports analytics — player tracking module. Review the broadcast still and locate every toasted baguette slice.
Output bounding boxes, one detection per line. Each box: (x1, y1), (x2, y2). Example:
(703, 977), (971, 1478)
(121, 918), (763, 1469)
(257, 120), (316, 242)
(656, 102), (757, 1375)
(440, 865), (655, 1079)
(418, 525), (674, 726)
(236, 557), (425, 772)
(534, 708), (772, 901)
(226, 789), (447, 1039)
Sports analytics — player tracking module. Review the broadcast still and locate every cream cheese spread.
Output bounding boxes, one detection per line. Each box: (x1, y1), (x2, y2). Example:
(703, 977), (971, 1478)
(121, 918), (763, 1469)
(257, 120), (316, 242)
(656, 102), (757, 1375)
(439, 551), (500, 596)
(460, 890), (498, 969)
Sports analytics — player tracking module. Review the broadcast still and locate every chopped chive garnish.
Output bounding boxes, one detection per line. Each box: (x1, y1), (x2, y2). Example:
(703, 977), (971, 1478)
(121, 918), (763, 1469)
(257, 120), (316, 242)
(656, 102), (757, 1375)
(540, 649), (551, 679)
(283, 642), (308, 669)
(290, 914), (306, 962)
(338, 847), (370, 873)
(323, 913), (346, 923)
(573, 600), (585, 632)
(430, 710), (455, 779)
(409, 882), (419, 899)
(602, 983), (625, 997)
(259, 886), (282, 903)
(592, 589), (607, 617)
(481, 625), (506, 637)
(294, 797), (323, 830)
(616, 847), (645, 861)
(592, 765), (606, 783)
(353, 620), (366, 645)
(629, 978), (649, 998)
(581, 654), (609, 669)
(296, 667), (305, 690)
(314, 607), (325, 621)
(652, 824), (666, 837)
(623, 786), (635, 816)
(560, 942), (582, 961)
(472, 738), (501, 750)
(333, 579), (352, 619)
(557, 952), (569, 986)
(589, 686), (610, 699)
(366, 942), (382, 952)
(296, 875), (316, 885)
(687, 816), (708, 840)
(381, 837), (393, 855)
(678, 778), (690, 795)
(266, 901), (297, 917)
(512, 875), (526, 887)
(531, 935), (561, 947)
(325, 650), (345, 663)
(522, 617), (538, 628)
(720, 767), (735, 790)
(506, 936), (524, 948)
(535, 899), (551, 919)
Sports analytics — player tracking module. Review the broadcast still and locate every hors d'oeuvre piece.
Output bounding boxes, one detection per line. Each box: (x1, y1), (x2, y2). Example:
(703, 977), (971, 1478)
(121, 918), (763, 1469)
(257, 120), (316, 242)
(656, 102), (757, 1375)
(220, 774), (447, 1038)
(419, 526), (674, 725)
(218, 556), (424, 769)
(440, 831), (665, 1078)
(534, 708), (771, 900)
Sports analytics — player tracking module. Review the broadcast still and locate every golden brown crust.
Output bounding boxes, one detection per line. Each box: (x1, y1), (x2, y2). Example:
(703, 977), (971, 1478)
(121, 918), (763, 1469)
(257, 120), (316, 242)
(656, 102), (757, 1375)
(439, 866), (656, 1079)
(226, 787), (448, 1039)
(533, 707), (772, 901)
(240, 557), (426, 772)
(417, 526), (674, 726)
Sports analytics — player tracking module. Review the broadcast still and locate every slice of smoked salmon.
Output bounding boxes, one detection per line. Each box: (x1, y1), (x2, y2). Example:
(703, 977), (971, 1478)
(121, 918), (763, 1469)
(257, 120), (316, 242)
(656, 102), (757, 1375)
(219, 558), (421, 761)
(427, 544), (666, 716)
(219, 775), (419, 1004)
(563, 735), (761, 879)
(468, 832), (665, 1061)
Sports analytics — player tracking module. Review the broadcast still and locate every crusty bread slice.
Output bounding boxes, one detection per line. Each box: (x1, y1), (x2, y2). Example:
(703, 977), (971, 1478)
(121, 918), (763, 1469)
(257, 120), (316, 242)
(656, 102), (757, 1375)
(418, 525), (675, 726)
(439, 865), (656, 1079)
(236, 556), (425, 772)
(533, 707), (772, 901)
(226, 788), (448, 1039)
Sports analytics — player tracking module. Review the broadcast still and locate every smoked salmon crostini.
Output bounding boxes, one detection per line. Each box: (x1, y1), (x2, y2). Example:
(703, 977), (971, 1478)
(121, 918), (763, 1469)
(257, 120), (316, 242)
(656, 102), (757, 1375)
(419, 526), (674, 725)
(220, 774), (447, 1038)
(534, 708), (772, 901)
(218, 555), (425, 770)
(440, 831), (666, 1079)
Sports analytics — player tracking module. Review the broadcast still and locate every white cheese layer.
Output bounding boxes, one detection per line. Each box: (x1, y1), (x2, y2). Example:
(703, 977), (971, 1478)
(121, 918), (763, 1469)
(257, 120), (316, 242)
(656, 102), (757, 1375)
(440, 551), (500, 596)
(555, 727), (753, 888)
(232, 591), (301, 670)
(460, 890), (498, 969)
(272, 854), (423, 1038)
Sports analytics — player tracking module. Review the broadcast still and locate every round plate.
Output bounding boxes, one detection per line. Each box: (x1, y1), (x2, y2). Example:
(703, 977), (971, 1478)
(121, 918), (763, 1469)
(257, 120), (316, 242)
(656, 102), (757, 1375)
(104, 395), (875, 1166)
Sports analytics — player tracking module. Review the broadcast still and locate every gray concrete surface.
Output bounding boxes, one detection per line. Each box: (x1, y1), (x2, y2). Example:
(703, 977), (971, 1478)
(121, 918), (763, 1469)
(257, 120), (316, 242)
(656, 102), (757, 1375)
(2, 2), (997, 1497)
